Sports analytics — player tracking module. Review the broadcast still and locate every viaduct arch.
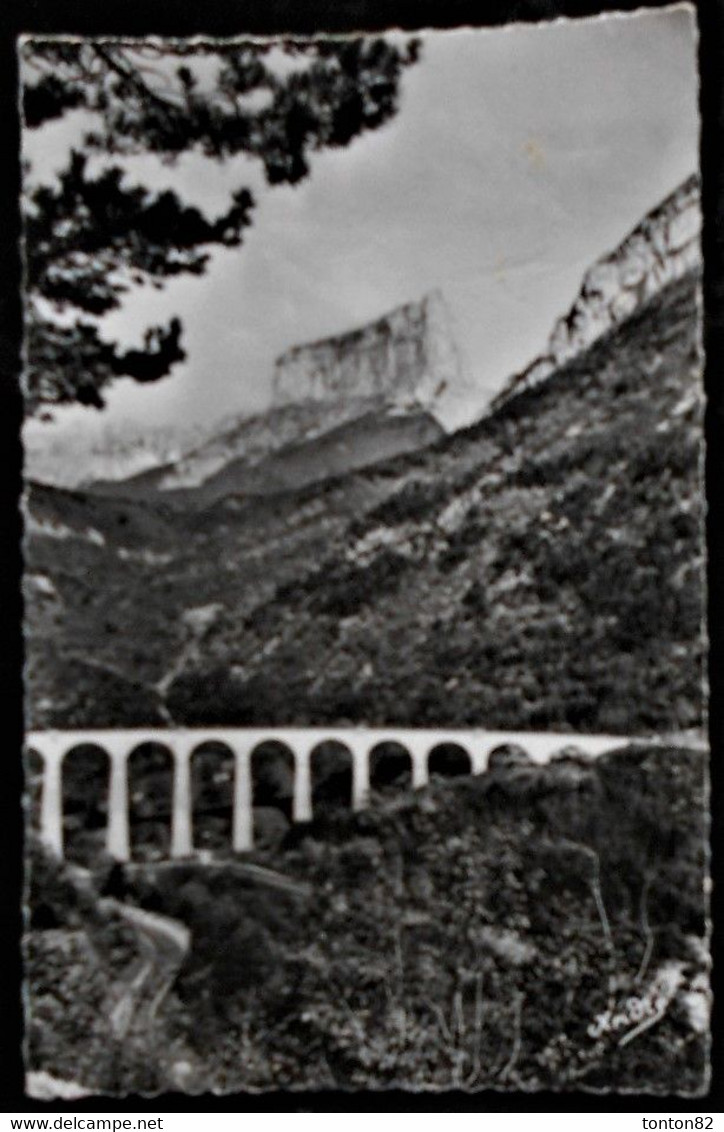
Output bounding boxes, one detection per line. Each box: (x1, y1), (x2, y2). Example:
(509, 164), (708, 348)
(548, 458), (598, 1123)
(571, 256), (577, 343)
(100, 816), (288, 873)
(27, 727), (627, 862)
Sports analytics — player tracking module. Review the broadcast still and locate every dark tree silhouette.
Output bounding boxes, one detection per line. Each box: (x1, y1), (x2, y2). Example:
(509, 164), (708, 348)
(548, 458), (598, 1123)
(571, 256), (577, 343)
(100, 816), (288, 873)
(21, 37), (420, 413)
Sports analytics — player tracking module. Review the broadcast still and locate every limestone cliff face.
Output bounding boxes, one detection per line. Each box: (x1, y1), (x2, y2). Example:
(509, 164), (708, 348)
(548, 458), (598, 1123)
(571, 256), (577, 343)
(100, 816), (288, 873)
(492, 174), (701, 409)
(272, 290), (465, 415)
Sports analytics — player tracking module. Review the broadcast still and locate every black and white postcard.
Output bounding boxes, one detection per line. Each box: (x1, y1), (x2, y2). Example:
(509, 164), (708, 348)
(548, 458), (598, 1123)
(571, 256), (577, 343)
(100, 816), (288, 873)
(20, 6), (709, 1097)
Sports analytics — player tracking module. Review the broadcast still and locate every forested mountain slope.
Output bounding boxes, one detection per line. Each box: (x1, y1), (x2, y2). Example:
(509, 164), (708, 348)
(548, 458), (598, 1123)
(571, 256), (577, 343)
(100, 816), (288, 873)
(25, 270), (704, 734)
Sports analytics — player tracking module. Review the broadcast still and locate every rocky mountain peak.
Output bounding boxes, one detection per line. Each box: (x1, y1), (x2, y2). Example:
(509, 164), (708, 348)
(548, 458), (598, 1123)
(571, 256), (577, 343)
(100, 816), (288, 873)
(491, 174), (701, 409)
(272, 289), (468, 419)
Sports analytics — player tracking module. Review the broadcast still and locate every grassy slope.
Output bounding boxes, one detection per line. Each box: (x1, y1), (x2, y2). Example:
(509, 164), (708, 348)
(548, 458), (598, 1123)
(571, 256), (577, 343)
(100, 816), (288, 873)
(25, 270), (704, 733)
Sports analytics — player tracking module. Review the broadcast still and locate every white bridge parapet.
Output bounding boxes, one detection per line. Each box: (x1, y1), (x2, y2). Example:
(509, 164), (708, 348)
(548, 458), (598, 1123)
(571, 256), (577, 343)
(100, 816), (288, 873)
(26, 727), (628, 862)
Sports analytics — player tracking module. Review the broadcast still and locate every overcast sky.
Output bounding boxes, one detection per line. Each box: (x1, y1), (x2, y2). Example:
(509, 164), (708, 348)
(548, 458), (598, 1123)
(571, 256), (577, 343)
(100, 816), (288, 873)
(23, 4), (699, 448)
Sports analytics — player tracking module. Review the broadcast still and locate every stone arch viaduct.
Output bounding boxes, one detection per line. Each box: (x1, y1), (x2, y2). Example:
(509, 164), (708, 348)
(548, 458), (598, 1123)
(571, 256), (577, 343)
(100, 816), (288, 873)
(26, 727), (627, 861)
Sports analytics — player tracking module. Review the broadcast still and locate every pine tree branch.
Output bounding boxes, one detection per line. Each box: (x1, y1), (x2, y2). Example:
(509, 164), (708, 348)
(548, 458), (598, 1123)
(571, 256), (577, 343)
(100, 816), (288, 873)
(93, 44), (187, 116)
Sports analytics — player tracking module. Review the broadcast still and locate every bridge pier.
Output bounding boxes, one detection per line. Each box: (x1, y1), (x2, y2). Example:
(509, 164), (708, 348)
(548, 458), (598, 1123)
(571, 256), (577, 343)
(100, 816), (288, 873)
(232, 742), (254, 852)
(293, 747), (313, 824)
(350, 741), (371, 811)
(408, 740), (431, 790)
(38, 746), (64, 858)
(171, 744), (193, 858)
(469, 747), (489, 776)
(107, 751), (131, 862)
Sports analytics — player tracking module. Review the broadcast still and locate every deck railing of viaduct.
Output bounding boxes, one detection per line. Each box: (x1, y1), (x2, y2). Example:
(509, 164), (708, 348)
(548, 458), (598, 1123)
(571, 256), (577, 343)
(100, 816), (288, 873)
(26, 727), (627, 861)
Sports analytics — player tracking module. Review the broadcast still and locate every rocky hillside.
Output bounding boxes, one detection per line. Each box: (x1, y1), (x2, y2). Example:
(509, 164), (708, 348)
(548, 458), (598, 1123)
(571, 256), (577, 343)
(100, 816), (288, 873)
(169, 407), (443, 508)
(492, 175), (701, 408)
(24, 267), (704, 734)
(93, 401), (443, 507)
